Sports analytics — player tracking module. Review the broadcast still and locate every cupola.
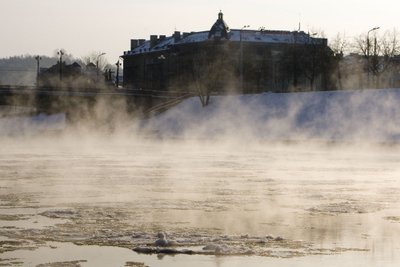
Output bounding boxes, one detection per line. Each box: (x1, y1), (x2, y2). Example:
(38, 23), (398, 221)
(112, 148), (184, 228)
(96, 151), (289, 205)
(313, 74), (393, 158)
(208, 11), (230, 40)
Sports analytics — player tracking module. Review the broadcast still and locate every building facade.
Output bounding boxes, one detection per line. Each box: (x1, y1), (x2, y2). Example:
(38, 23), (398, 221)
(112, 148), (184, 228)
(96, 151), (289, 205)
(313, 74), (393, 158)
(122, 12), (334, 93)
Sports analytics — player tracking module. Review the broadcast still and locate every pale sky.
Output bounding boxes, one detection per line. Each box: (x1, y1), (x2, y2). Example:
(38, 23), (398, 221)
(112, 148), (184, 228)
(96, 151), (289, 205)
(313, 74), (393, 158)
(1, 0), (399, 64)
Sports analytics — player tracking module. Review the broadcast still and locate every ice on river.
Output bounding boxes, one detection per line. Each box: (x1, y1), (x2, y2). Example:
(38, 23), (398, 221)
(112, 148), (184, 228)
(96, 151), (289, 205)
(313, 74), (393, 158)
(1, 138), (400, 266)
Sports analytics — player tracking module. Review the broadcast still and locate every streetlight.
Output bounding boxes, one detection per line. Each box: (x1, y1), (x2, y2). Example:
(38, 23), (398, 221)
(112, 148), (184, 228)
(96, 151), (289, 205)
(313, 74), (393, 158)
(115, 60), (122, 88)
(308, 33), (318, 90)
(57, 50), (65, 82)
(240, 25), (250, 91)
(367, 27), (379, 87)
(35, 55), (41, 87)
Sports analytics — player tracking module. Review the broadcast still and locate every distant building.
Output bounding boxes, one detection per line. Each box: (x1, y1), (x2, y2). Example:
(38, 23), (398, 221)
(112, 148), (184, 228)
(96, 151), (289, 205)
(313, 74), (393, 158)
(122, 11), (334, 93)
(38, 62), (110, 88)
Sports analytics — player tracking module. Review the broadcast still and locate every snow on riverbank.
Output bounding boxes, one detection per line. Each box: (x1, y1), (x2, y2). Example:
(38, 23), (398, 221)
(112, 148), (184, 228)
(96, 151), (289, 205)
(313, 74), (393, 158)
(143, 88), (400, 142)
(0, 112), (65, 135)
(2, 88), (400, 142)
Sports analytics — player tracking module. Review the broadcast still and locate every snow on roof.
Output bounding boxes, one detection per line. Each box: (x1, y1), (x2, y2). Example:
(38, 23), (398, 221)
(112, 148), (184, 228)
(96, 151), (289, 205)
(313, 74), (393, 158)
(152, 36), (175, 50)
(229, 30), (309, 43)
(129, 41), (151, 54)
(124, 29), (323, 56)
(177, 32), (209, 44)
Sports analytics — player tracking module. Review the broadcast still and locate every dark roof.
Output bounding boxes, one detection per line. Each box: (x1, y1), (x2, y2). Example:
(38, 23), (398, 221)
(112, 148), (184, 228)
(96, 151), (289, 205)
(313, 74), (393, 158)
(86, 62), (96, 68)
(208, 11), (230, 40)
(70, 62), (82, 69)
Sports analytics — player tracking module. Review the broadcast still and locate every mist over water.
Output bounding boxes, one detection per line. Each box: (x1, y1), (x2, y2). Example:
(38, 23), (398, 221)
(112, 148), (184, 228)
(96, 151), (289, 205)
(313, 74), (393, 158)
(144, 89), (400, 142)
(1, 88), (400, 266)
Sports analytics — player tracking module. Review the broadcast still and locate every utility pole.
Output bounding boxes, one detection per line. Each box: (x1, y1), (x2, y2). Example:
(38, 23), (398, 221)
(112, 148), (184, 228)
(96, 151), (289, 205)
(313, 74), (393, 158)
(57, 50), (65, 82)
(367, 27), (379, 87)
(115, 60), (122, 87)
(35, 55), (41, 87)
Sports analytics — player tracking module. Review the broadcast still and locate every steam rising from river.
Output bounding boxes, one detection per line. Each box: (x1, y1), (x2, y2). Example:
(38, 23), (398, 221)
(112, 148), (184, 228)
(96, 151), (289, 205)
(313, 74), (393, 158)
(139, 88), (400, 144)
(2, 89), (400, 265)
(2, 88), (400, 143)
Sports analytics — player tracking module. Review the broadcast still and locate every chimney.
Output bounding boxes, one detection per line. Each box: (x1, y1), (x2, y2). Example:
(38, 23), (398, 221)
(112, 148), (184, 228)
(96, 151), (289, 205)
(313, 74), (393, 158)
(173, 31), (181, 42)
(139, 39), (146, 46)
(130, 39), (139, 50)
(150, 35), (158, 48)
(159, 35), (166, 42)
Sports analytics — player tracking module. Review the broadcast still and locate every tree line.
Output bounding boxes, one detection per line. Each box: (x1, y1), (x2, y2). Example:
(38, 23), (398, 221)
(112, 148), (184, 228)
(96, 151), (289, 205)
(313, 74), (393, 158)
(0, 51), (112, 86)
(330, 29), (400, 89)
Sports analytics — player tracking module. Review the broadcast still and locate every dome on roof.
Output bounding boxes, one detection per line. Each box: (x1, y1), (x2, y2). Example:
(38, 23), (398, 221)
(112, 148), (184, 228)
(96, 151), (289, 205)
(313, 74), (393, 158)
(208, 11), (230, 40)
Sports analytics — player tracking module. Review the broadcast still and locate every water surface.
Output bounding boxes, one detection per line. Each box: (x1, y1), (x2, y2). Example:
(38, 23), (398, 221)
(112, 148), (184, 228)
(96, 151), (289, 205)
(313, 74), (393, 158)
(1, 137), (399, 266)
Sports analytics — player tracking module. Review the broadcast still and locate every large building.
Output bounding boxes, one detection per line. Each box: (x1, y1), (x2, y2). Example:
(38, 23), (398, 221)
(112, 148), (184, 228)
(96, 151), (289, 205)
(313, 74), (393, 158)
(122, 11), (333, 93)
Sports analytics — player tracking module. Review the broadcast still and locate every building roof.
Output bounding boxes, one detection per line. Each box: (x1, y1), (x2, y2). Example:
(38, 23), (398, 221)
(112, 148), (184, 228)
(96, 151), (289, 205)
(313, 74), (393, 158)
(123, 12), (327, 56)
(70, 62), (82, 69)
(208, 11), (230, 40)
(86, 62), (96, 68)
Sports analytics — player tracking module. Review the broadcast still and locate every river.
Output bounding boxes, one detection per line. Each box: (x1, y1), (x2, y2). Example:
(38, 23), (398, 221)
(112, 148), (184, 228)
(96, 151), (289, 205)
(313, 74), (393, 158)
(1, 136), (400, 266)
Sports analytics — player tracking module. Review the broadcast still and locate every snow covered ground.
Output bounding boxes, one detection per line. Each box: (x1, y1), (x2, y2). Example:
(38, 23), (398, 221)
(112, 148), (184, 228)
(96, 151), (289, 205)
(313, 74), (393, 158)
(143, 88), (400, 142)
(0, 112), (65, 135)
(2, 88), (400, 143)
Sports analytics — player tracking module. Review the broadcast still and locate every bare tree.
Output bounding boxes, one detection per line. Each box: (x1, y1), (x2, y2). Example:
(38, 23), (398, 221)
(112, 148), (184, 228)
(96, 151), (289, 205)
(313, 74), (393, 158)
(81, 51), (109, 71)
(191, 52), (215, 107)
(377, 30), (400, 68)
(330, 33), (348, 89)
(354, 29), (400, 88)
(191, 48), (233, 107)
(52, 49), (75, 64)
(299, 42), (333, 91)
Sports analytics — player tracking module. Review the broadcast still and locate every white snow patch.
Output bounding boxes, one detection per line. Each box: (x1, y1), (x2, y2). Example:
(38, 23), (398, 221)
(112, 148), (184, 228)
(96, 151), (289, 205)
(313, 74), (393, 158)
(0, 113), (65, 135)
(142, 89), (400, 142)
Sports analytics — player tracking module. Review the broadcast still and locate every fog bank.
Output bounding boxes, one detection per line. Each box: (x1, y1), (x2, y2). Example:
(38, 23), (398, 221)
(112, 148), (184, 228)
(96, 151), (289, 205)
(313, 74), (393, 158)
(143, 88), (400, 142)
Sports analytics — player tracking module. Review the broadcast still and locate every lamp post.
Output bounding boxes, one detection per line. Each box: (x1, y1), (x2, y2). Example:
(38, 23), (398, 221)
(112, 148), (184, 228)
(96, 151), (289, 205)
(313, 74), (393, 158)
(115, 60), (122, 88)
(367, 27), (379, 87)
(308, 33), (318, 91)
(96, 52), (106, 78)
(35, 55), (41, 87)
(57, 50), (64, 82)
(240, 25), (250, 91)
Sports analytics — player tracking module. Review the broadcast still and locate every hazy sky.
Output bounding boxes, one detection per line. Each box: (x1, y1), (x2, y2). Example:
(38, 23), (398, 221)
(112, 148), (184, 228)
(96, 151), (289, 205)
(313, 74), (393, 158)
(1, 0), (399, 64)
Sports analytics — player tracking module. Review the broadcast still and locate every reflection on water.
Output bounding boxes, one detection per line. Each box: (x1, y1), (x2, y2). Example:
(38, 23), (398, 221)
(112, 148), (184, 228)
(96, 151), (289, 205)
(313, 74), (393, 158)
(1, 138), (400, 266)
